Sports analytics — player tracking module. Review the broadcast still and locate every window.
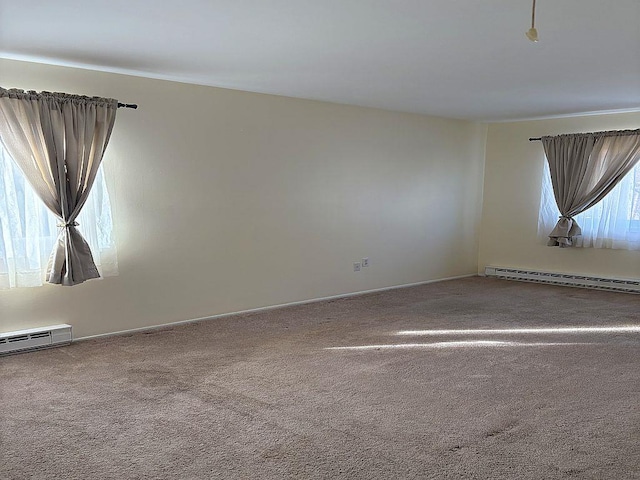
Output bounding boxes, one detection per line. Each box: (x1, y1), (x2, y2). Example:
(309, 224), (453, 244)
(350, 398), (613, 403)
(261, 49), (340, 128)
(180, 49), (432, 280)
(538, 160), (640, 250)
(0, 143), (117, 289)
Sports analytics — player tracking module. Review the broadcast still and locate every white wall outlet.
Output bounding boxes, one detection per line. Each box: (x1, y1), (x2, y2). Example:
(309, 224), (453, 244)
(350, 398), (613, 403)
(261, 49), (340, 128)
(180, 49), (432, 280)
(353, 262), (361, 272)
(362, 257), (369, 267)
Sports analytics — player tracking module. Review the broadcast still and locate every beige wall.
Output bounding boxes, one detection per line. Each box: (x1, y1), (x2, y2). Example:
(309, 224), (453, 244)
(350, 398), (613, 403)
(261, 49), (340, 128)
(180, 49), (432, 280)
(0, 59), (486, 338)
(479, 111), (640, 278)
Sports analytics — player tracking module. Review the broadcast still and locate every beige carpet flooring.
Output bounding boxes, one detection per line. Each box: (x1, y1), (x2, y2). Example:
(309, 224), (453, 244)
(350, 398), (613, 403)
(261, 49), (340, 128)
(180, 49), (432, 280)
(1, 277), (639, 479)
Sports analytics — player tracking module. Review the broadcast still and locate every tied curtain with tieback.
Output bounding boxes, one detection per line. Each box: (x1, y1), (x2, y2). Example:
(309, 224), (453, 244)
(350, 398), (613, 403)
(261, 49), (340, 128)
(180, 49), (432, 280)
(542, 130), (640, 247)
(0, 88), (117, 285)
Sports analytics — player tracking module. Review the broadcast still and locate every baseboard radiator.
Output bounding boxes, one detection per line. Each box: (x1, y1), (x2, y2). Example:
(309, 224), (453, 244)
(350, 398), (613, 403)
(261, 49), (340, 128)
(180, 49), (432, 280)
(485, 266), (640, 294)
(0, 324), (72, 356)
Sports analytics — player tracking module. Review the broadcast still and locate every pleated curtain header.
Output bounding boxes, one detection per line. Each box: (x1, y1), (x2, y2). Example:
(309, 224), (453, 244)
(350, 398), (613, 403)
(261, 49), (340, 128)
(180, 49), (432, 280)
(541, 129), (640, 141)
(0, 88), (118, 108)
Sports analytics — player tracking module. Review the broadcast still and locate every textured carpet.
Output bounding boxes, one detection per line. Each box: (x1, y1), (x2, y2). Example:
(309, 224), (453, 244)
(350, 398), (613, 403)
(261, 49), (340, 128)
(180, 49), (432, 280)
(1, 277), (639, 479)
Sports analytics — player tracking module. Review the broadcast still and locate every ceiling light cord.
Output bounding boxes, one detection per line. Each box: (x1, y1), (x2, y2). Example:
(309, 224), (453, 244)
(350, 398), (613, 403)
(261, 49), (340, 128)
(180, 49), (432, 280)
(531, 0), (536, 29)
(526, 0), (539, 42)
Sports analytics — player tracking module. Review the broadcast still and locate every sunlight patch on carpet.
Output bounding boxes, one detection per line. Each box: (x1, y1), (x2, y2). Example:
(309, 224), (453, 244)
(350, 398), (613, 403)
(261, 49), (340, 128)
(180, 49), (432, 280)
(396, 326), (640, 336)
(325, 341), (589, 350)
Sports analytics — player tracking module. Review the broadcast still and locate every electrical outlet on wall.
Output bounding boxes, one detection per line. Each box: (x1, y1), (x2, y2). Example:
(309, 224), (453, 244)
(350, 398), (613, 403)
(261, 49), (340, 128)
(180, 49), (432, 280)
(362, 257), (369, 267)
(353, 262), (361, 272)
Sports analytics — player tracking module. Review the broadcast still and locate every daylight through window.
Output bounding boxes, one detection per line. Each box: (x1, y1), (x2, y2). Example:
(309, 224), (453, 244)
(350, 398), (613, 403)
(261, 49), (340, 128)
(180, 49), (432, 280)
(0, 144), (118, 289)
(538, 160), (640, 250)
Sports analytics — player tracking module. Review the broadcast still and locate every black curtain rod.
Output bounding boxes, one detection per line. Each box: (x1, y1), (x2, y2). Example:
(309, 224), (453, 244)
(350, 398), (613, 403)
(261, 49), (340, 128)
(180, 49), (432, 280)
(117, 103), (138, 109)
(529, 137), (541, 141)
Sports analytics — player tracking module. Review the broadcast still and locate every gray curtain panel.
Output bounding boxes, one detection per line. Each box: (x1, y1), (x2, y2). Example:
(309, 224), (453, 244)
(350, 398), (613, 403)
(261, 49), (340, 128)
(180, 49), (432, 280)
(0, 88), (117, 285)
(542, 130), (640, 247)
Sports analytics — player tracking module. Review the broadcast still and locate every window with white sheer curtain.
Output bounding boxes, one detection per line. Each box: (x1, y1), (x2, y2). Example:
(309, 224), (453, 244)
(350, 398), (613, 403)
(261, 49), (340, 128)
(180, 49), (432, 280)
(538, 160), (640, 250)
(0, 143), (117, 289)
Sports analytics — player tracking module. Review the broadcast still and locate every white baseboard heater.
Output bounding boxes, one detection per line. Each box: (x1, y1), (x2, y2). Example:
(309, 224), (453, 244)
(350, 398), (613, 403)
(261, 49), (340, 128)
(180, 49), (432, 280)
(485, 266), (640, 294)
(0, 324), (72, 356)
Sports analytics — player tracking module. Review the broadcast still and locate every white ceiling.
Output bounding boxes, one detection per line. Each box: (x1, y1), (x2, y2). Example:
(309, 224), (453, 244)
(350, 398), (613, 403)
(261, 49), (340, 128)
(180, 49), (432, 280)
(1, 0), (639, 121)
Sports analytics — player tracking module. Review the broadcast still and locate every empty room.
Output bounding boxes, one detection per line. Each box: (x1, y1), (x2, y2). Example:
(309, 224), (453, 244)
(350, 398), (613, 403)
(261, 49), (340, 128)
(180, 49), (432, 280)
(1, 1), (639, 478)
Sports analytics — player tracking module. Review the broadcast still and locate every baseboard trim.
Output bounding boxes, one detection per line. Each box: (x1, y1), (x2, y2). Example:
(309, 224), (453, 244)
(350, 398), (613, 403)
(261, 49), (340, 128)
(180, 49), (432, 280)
(76, 273), (476, 342)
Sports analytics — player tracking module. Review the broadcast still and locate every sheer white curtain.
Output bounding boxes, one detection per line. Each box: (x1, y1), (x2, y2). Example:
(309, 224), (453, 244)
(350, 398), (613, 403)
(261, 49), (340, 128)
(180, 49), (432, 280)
(538, 160), (640, 250)
(0, 143), (117, 289)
